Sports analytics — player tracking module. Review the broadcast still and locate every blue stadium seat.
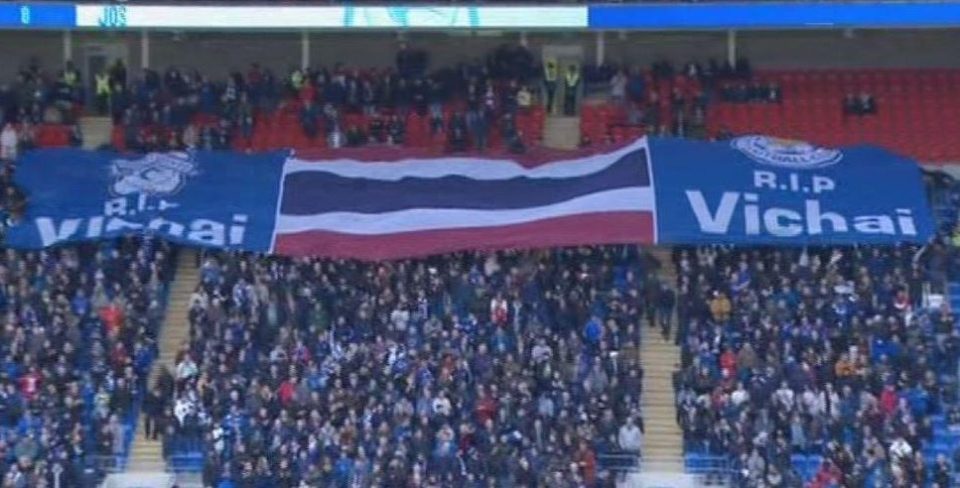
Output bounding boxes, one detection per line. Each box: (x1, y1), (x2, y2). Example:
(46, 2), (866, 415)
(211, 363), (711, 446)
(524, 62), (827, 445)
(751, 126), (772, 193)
(168, 452), (205, 473)
(684, 453), (731, 475)
(791, 455), (823, 482)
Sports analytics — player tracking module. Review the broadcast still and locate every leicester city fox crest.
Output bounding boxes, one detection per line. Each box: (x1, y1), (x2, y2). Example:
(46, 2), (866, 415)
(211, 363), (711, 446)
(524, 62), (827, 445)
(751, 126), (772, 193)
(732, 135), (843, 170)
(109, 152), (199, 197)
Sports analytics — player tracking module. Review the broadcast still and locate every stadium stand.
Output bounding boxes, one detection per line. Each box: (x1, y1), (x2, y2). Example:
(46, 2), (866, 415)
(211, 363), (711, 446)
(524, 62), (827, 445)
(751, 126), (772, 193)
(670, 173), (960, 487)
(0, 236), (174, 485)
(0, 136), (175, 487)
(4, 6), (960, 488)
(5, 52), (960, 161)
(161, 247), (651, 486)
(0, 60), (84, 152)
(99, 44), (546, 154)
(583, 66), (960, 161)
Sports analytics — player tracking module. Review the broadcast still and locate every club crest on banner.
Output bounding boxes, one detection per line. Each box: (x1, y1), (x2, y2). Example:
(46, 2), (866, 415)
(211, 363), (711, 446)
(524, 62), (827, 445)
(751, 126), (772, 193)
(732, 135), (843, 170)
(109, 152), (199, 197)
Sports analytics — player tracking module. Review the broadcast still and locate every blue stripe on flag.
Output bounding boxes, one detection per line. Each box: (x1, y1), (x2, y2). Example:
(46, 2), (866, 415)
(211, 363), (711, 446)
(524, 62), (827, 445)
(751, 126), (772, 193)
(280, 148), (649, 215)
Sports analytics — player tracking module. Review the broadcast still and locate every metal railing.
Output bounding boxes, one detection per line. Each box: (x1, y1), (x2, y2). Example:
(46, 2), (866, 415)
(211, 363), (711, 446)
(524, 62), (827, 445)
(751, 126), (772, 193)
(683, 454), (736, 486)
(598, 452), (641, 473)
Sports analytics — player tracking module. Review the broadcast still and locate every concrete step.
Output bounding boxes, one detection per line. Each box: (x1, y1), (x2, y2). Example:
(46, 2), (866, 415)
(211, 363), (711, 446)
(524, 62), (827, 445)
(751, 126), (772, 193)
(544, 116), (580, 128)
(641, 460), (685, 474)
(543, 116), (581, 150)
(645, 448), (684, 456)
(644, 379), (676, 388)
(644, 388), (675, 395)
(129, 444), (162, 453)
(126, 249), (199, 474)
(639, 347), (679, 354)
(78, 116), (113, 150)
(639, 246), (684, 475)
(643, 409), (679, 419)
(645, 429), (683, 437)
(126, 460), (169, 473)
(645, 432), (683, 440)
(642, 362), (677, 368)
(644, 388), (677, 397)
(646, 440), (683, 447)
(645, 437), (683, 445)
(643, 377), (676, 387)
(644, 397), (677, 404)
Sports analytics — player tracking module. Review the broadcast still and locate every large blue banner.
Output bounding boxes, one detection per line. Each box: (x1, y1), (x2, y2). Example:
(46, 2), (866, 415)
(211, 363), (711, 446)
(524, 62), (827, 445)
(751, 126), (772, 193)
(7, 149), (285, 251)
(650, 136), (935, 245)
(5, 137), (935, 256)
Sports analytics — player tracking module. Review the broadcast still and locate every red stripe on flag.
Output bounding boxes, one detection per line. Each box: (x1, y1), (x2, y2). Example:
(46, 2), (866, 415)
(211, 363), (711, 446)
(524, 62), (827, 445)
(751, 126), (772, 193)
(273, 211), (654, 260)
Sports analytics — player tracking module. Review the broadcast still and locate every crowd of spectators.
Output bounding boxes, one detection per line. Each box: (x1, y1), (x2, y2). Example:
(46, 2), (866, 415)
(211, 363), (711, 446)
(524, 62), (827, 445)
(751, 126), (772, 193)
(0, 237), (173, 487)
(587, 58), (757, 141)
(0, 51), (773, 156)
(155, 246), (658, 487)
(0, 135), (31, 239)
(2, 125), (173, 487)
(103, 42), (542, 154)
(670, 239), (960, 487)
(718, 81), (782, 104)
(0, 60), (85, 156)
(5, 34), (960, 488)
(0, 59), (84, 126)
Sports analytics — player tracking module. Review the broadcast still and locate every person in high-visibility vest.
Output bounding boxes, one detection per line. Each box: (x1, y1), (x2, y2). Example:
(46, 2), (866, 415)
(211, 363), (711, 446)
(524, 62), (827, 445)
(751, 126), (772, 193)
(563, 63), (581, 116)
(63, 61), (80, 88)
(95, 71), (111, 116)
(543, 56), (558, 114)
(64, 69), (79, 108)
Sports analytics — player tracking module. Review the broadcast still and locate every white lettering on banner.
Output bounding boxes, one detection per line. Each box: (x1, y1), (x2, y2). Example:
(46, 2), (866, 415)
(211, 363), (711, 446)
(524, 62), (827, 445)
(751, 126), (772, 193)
(763, 208), (804, 237)
(752, 170), (835, 194)
(147, 218), (185, 237)
(753, 171), (776, 189)
(684, 190), (917, 237)
(86, 216), (104, 238)
(813, 176), (835, 193)
(897, 209), (917, 235)
(104, 198), (127, 217)
(229, 215), (248, 244)
(187, 220), (225, 244)
(853, 215), (895, 234)
(36, 218), (82, 245)
(805, 200), (847, 234)
(743, 193), (760, 235)
(105, 217), (145, 233)
(685, 191), (738, 234)
(33, 214), (249, 247)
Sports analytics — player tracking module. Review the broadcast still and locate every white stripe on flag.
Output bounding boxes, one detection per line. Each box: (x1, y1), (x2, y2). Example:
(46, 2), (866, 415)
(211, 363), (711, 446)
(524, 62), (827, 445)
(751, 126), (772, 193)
(283, 138), (649, 181)
(276, 187), (654, 236)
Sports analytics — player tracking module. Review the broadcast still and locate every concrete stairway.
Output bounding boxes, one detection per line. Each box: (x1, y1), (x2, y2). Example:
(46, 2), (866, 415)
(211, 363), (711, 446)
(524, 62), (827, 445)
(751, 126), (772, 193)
(125, 249), (198, 473)
(542, 116), (581, 150)
(639, 247), (684, 473)
(78, 115), (113, 150)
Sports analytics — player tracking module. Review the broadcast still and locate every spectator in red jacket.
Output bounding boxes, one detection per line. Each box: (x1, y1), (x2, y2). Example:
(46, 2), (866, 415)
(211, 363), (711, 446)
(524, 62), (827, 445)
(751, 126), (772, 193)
(99, 299), (125, 337)
(880, 384), (900, 417)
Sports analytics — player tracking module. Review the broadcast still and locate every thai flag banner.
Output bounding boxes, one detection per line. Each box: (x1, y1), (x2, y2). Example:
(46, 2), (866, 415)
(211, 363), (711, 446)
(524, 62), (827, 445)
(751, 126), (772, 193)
(271, 138), (656, 259)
